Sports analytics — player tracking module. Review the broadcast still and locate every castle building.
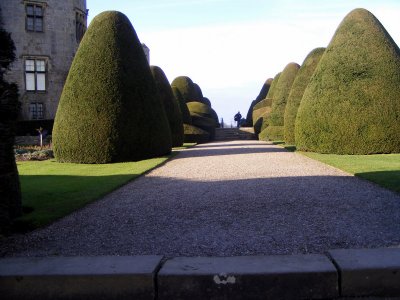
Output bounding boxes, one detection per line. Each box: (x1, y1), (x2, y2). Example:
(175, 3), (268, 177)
(142, 43), (150, 63)
(0, 0), (87, 121)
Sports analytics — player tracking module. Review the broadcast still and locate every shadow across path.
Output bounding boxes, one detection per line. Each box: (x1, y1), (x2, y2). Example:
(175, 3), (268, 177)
(1, 173), (400, 258)
(176, 141), (287, 158)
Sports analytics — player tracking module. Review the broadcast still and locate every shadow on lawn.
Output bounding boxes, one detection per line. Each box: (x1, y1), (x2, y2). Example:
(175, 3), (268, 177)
(355, 170), (400, 193)
(14, 174), (135, 233)
(3, 174), (400, 257)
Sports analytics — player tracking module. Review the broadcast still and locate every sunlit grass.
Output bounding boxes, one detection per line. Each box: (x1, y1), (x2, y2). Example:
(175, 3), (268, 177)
(15, 155), (172, 231)
(272, 141), (400, 193)
(301, 152), (400, 193)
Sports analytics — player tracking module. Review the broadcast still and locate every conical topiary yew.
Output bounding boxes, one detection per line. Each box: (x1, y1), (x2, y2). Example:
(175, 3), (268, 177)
(252, 98), (273, 136)
(187, 101), (218, 140)
(202, 97), (211, 107)
(252, 74), (280, 128)
(284, 47), (325, 145)
(296, 8), (400, 154)
(183, 124), (210, 144)
(150, 66), (184, 147)
(193, 83), (204, 102)
(265, 63), (299, 141)
(53, 11), (171, 163)
(171, 76), (197, 103)
(172, 86), (192, 125)
(264, 73), (281, 100)
(245, 78), (273, 126)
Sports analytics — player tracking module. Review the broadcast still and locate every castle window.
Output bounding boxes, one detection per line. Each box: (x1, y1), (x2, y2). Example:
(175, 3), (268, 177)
(25, 59), (46, 91)
(29, 103), (44, 120)
(75, 11), (86, 42)
(26, 4), (44, 32)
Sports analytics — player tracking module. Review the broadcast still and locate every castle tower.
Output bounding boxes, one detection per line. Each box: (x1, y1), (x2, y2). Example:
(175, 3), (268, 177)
(142, 43), (150, 63)
(0, 0), (87, 121)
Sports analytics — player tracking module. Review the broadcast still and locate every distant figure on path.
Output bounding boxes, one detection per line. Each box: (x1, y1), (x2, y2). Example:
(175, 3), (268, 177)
(234, 111), (242, 128)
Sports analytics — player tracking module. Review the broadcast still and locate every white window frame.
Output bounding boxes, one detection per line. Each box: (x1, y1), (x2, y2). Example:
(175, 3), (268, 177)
(25, 58), (47, 92)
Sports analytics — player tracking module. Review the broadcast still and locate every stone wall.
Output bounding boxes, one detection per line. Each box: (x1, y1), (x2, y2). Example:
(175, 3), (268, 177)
(0, 0), (87, 121)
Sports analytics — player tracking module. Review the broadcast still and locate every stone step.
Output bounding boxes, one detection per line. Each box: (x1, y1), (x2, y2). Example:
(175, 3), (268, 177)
(0, 256), (162, 300)
(214, 127), (255, 141)
(1, 249), (400, 299)
(158, 255), (338, 299)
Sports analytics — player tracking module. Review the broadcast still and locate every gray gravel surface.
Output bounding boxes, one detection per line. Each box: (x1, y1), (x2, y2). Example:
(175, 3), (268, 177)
(1, 140), (400, 257)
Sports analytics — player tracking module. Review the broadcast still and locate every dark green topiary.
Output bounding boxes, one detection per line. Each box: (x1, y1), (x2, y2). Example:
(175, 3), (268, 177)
(257, 78), (274, 101)
(202, 97), (211, 107)
(150, 66), (184, 147)
(252, 73), (280, 139)
(265, 72), (281, 99)
(253, 97), (272, 113)
(171, 76), (197, 103)
(53, 11), (171, 163)
(183, 124), (210, 144)
(187, 101), (217, 119)
(258, 127), (269, 141)
(245, 99), (258, 127)
(252, 77), (278, 128)
(172, 86), (192, 125)
(0, 17), (22, 232)
(284, 48), (325, 144)
(296, 8), (400, 154)
(187, 101), (218, 140)
(193, 83), (204, 102)
(245, 78), (273, 126)
(252, 98), (272, 136)
(265, 63), (300, 140)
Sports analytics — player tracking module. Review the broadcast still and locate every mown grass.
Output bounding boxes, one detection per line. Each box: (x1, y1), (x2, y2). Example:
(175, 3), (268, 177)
(15, 156), (169, 231)
(14, 144), (195, 231)
(272, 142), (400, 193)
(301, 152), (400, 193)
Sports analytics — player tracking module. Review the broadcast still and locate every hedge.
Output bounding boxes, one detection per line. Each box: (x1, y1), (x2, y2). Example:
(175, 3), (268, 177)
(295, 8), (400, 154)
(187, 101), (218, 140)
(283, 48), (325, 144)
(150, 65), (184, 147)
(265, 63), (299, 141)
(245, 78), (273, 126)
(184, 124), (210, 144)
(172, 86), (192, 125)
(53, 11), (171, 163)
(171, 76), (197, 103)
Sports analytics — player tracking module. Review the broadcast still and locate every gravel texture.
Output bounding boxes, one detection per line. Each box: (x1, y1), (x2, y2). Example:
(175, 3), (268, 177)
(1, 140), (400, 257)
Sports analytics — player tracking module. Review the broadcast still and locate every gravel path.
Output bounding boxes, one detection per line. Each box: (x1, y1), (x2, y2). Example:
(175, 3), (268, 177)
(1, 140), (400, 257)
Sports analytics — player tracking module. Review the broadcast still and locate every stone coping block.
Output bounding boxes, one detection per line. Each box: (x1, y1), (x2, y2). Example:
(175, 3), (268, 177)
(329, 248), (400, 297)
(158, 254), (338, 300)
(0, 255), (163, 300)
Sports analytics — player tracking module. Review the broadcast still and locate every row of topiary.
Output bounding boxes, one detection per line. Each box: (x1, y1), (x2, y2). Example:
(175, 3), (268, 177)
(1, 10), (220, 232)
(249, 8), (400, 154)
(171, 76), (220, 143)
(53, 11), (219, 164)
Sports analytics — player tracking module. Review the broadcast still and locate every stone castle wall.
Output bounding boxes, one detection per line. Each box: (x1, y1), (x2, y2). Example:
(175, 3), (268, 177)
(1, 0), (87, 121)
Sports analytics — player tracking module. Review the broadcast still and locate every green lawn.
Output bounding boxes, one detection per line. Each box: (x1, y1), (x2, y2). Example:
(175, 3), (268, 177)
(272, 142), (400, 193)
(15, 154), (175, 231)
(301, 152), (400, 193)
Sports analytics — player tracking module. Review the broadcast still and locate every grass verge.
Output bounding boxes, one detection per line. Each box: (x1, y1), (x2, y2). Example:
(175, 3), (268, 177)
(272, 142), (400, 193)
(15, 153), (177, 232)
(301, 152), (400, 193)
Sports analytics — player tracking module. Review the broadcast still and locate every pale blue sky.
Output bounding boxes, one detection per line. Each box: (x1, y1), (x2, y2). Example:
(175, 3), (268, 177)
(87, 0), (400, 125)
